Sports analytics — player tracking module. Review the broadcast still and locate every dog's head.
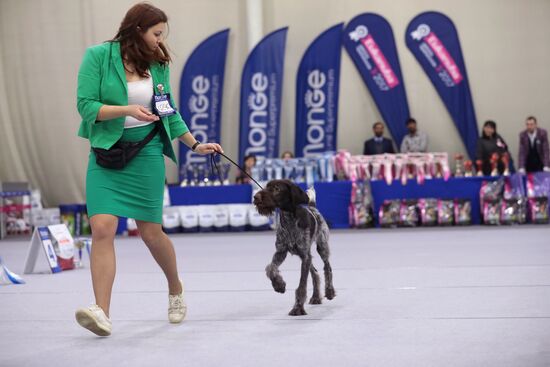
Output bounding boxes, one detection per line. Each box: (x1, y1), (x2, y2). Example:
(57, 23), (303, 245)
(253, 179), (310, 216)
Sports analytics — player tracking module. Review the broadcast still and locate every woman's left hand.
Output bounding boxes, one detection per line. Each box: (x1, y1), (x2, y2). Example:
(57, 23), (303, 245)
(195, 142), (224, 155)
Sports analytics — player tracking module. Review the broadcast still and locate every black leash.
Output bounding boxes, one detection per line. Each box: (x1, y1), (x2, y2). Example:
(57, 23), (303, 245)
(210, 151), (264, 190)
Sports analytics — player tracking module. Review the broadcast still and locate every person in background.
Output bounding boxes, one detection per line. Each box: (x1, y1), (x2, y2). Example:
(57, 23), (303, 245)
(236, 154), (257, 184)
(281, 151), (294, 160)
(518, 116), (550, 173)
(400, 118), (428, 153)
(363, 122), (396, 155)
(476, 120), (513, 175)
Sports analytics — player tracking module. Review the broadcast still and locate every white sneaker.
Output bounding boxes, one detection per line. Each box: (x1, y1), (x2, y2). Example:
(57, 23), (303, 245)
(75, 304), (112, 336)
(168, 280), (187, 323)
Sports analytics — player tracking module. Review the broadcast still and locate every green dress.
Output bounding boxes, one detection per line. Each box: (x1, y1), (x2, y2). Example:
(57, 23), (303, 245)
(86, 123), (165, 223)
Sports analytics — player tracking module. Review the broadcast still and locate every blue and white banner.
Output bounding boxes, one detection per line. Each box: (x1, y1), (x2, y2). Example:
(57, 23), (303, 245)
(343, 13), (410, 146)
(405, 12), (478, 158)
(239, 27), (288, 163)
(179, 29), (229, 175)
(295, 23), (343, 157)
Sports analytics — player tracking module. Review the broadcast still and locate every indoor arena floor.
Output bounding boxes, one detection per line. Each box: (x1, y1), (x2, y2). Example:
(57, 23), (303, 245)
(1, 226), (549, 367)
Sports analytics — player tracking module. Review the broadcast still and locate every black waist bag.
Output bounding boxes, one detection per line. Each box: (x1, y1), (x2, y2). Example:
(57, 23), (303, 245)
(92, 123), (160, 169)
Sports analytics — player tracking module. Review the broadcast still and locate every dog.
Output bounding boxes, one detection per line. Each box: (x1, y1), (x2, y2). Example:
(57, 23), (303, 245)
(253, 179), (335, 316)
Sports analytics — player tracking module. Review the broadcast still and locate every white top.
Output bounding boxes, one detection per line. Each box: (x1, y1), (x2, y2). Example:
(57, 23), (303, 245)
(124, 76), (154, 129)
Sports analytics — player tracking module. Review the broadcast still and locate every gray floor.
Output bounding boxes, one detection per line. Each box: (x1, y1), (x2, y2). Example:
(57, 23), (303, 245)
(1, 226), (550, 367)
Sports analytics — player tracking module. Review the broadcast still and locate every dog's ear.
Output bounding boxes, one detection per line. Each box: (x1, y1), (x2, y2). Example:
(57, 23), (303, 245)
(289, 182), (309, 208)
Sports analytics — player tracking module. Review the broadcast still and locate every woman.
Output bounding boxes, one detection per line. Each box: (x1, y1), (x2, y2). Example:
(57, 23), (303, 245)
(281, 151), (294, 160)
(476, 120), (512, 176)
(75, 3), (223, 336)
(235, 154), (256, 184)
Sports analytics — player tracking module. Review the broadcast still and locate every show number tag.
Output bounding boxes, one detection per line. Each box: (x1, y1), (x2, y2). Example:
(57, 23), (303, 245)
(153, 94), (176, 117)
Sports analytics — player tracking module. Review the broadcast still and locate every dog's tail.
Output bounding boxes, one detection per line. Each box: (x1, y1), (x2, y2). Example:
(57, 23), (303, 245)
(306, 187), (317, 207)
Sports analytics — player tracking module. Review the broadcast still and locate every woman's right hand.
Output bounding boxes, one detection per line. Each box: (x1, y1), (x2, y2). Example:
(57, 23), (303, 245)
(126, 105), (160, 122)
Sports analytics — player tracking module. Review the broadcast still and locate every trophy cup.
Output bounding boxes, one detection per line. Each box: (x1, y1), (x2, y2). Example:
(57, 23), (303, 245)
(179, 164), (189, 187)
(501, 152), (510, 176)
(295, 163), (306, 183)
(464, 160), (473, 177)
(197, 164), (206, 186)
(490, 153), (500, 177)
(475, 160), (484, 177)
(283, 161), (294, 180)
(371, 161), (381, 181)
(454, 154), (464, 177)
(190, 164), (199, 186)
(73, 239), (86, 268)
(220, 163), (230, 185)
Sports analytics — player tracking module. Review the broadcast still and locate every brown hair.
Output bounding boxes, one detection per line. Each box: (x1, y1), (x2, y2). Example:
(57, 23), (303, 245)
(111, 2), (171, 77)
(526, 116), (537, 123)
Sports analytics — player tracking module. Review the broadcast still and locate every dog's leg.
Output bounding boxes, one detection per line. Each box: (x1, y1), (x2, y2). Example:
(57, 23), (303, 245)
(309, 264), (322, 305)
(289, 253), (311, 316)
(316, 231), (335, 300)
(266, 249), (287, 293)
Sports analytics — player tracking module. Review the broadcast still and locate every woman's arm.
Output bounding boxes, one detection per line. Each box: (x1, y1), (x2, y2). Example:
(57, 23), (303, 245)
(97, 105), (159, 122)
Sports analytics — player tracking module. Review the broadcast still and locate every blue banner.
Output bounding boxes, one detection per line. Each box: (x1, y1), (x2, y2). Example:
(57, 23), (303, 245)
(343, 13), (410, 146)
(178, 29), (229, 176)
(295, 23), (343, 157)
(405, 12), (478, 159)
(239, 28), (288, 163)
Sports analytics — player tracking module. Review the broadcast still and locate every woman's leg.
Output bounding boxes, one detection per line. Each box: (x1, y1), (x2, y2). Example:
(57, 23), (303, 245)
(136, 221), (182, 295)
(89, 214), (119, 317)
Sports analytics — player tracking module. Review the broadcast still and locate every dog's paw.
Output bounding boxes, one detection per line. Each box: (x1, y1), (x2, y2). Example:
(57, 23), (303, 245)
(288, 306), (307, 316)
(309, 296), (322, 305)
(271, 278), (286, 293)
(325, 287), (336, 300)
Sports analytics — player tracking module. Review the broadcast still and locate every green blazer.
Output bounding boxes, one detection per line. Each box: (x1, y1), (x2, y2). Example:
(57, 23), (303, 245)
(76, 41), (189, 163)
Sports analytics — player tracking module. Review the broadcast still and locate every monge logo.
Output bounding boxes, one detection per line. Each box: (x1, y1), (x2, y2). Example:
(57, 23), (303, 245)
(411, 24), (431, 41)
(303, 69), (327, 156)
(349, 25), (368, 42)
(245, 72), (269, 157)
(187, 75), (210, 164)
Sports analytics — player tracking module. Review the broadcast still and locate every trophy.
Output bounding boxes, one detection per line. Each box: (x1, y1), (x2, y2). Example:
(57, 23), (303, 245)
(265, 160), (274, 182)
(283, 161), (294, 180)
(464, 160), (473, 177)
(371, 161), (381, 181)
(197, 164), (206, 186)
(220, 163), (230, 185)
(190, 164), (199, 186)
(490, 152), (500, 177)
(295, 163), (306, 183)
(501, 152), (510, 176)
(73, 239), (86, 268)
(476, 160), (484, 177)
(454, 154), (464, 177)
(179, 164), (189, 187)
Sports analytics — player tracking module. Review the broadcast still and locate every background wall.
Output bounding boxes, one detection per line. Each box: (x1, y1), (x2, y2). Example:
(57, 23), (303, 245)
(1, 0), (549, 206)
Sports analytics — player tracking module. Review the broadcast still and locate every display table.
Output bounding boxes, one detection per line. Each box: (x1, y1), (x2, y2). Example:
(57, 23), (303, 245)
(168, 181), (352, 229)
(115, 177), (503, 234)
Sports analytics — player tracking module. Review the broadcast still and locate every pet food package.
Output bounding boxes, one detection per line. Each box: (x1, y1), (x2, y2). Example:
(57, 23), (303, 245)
(378, 200), (400, 227)
(213, 205), (230, 231)
(528, 197), (549, 224)
(162, 207), (181, 233)
(178, 206), (199, 233)
(482, 200), (501, 225)
(500, 198), (527, 225)
(349, 181), (374, 228)
(127, 218), (139, 236)
(228, 204), (249, 231)
(418, 199), (438, 226)
(454, 200), (472, 226)
(248, 205), (271, 231)
(480, 179), (504, 203)
(198, 205), (216, 232)
(437, 200), (454, 226)
(399, 200), (419, 227)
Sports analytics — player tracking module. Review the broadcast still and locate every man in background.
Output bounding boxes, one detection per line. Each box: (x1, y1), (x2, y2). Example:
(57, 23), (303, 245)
(363, 122), (396, 155)
(518, 116), (550, 173)
(400, 118), (429, 153)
